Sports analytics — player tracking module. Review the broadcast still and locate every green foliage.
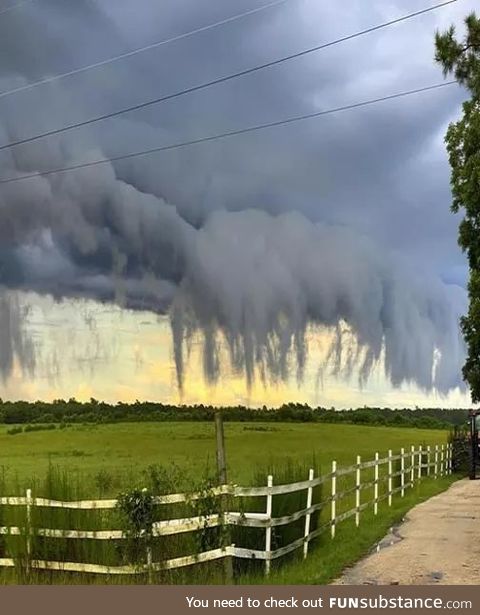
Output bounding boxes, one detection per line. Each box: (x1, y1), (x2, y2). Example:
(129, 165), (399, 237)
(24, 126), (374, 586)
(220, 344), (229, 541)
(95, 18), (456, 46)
(435, 13), (480, 96)
(142, 463), (189, 494)
(6, 426), (23, 436)
(435, 12), (480, 402)
(0, 399), (468, 428)
(116, 488), (155, 566)
(24, 424), (56, 434)
(188, 473), (228, 555)
(6, 424), (57, 436)
(117, 488), (155, 538)
(448, 426), (470, 475)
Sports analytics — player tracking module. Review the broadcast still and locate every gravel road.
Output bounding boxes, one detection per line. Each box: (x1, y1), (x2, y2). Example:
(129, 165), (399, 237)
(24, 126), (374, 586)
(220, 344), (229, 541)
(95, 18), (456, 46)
(334, 479), (480, 585)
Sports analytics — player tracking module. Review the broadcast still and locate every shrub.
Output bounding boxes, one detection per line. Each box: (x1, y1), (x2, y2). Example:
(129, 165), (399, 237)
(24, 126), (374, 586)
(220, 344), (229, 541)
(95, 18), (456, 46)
(6, 426), (23, 435)
(24, 424), (56, 433)
(449, 427), (470, 475)
(116, 488), (155, 567)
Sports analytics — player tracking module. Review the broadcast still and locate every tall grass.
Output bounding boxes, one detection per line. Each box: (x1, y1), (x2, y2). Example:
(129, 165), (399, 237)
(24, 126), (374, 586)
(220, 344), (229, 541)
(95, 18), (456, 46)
(0, 454), (456, 585)
(230, 456), (323, 577)
(0, 463), (227, 584)
(0, 457), (325, 583)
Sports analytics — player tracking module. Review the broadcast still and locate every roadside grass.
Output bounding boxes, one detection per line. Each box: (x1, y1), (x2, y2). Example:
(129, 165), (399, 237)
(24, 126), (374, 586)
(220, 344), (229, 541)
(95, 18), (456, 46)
(240, 475), (457, 585)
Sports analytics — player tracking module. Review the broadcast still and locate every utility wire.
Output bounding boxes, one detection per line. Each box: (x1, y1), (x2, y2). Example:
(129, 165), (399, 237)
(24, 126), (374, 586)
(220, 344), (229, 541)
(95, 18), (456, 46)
(0, 1), (459, 154)
(0, 80), (457, 186)
(0, 0), (296, 101)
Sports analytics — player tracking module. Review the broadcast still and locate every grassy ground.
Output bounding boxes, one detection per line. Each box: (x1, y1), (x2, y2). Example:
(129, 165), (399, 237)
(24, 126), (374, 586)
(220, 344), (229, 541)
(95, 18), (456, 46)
(242, 475), (456, 585)
(0, 474), (456, 585)
(0, 422), (448, 493)
(0, 421), (454, 584)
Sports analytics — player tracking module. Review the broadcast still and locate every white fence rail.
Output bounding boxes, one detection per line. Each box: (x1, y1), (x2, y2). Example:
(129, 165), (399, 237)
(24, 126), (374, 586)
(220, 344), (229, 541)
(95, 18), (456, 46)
(0, 443), (452, 577)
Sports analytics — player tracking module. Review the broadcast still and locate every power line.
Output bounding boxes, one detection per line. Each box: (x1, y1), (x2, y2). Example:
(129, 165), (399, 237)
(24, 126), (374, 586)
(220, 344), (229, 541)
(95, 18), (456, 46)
(0, 0), (296, 101)
(0, 0), (458, 154)
(0, 80), (457, 186)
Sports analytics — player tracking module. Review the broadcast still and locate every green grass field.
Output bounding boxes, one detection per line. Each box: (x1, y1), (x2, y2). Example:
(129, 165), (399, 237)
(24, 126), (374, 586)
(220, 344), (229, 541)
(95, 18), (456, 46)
(0, 421), (455, 584)
(0, 421), (448, 494)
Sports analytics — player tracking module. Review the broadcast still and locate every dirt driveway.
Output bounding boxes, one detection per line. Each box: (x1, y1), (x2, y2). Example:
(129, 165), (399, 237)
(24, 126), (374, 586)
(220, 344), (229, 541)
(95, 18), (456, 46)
(335, 479), (480, 585)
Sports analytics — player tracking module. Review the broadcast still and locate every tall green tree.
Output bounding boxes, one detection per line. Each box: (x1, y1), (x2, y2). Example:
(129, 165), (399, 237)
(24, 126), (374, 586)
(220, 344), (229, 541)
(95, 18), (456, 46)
(435, 13), (480, 402)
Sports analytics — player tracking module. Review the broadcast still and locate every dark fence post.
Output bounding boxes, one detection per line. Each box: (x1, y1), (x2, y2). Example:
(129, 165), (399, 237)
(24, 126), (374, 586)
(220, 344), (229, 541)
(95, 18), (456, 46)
(214, 411), (233, 583)
(215, 411), (227, 484)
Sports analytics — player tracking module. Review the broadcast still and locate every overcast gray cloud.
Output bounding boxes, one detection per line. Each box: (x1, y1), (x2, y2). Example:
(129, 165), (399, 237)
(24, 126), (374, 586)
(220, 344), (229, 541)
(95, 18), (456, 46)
(0, 0), (475, 395)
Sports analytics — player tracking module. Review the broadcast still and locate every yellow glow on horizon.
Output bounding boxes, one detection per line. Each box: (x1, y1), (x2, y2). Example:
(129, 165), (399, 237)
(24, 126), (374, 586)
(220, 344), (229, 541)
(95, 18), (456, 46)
(0, 292), (473, 409)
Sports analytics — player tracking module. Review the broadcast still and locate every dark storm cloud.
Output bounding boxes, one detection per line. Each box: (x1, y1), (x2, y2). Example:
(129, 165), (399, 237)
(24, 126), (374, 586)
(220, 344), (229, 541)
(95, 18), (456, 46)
(0, 0), (473, 391)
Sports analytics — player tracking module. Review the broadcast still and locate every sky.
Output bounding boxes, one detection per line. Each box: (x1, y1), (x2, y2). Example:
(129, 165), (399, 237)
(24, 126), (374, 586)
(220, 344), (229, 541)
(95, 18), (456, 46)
(0, 0), (477, 408)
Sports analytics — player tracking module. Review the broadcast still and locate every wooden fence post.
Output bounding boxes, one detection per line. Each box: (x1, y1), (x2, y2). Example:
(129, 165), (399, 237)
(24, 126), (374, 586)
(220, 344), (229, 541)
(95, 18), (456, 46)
(427, 445), (431, 477)
(331, 461), (337, 539)
(418, 445), (422, 480)
(388, 450), (393, 506)
(214, 411), (233, 582)
(146, 544), (153, 584)
(215, 411), (227, 484)
(448, 443), (452, 474)
(265, 475), (273, 575)
(435, 444), (439, 478)
(374, 453), (379, 516)
(441, 445), (445, 477)
(400, 447), (405, 497)
(303, 469), (314, 559)
(410, 445), (415, 487)
(355, 455), (361, 527)
(26, 488), (32, 575)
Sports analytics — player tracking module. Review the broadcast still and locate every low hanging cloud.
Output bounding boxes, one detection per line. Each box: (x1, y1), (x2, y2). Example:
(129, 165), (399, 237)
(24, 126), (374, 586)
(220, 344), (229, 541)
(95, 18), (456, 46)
(0, 145), (467, 394)
(0, 0), (473, 395)
(0, 290), (35, 382)
(171, 209), (466, 394)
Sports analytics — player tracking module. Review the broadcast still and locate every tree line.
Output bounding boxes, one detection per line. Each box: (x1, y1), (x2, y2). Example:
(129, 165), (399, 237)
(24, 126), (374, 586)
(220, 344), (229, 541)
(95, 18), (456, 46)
(0, 399), (470, 429)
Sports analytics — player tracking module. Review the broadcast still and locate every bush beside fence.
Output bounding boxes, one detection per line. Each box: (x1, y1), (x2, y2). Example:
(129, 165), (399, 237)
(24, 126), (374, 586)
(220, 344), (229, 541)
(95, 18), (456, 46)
(0, 443), (453, 580)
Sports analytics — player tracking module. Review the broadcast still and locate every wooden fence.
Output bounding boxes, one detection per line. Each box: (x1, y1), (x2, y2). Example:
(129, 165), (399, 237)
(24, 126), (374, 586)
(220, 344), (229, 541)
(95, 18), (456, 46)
(0, 443), (452, 577)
